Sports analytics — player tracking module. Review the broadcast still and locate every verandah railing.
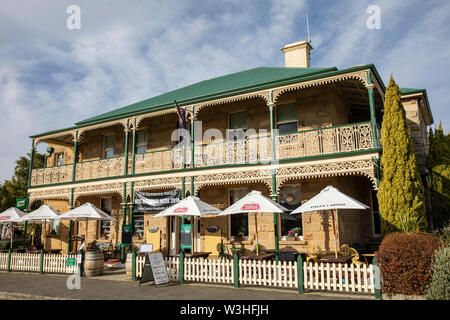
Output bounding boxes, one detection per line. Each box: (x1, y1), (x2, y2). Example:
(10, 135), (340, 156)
(30, 121), (375, 185)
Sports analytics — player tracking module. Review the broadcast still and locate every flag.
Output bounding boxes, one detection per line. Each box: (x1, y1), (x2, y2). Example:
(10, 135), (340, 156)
(175, 100), (186, 144)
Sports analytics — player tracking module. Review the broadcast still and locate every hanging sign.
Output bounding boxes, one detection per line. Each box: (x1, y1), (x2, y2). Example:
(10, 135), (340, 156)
(139, 252), (169, 287)
(16, 198), (26, 210)
(133, 190), (180, 213)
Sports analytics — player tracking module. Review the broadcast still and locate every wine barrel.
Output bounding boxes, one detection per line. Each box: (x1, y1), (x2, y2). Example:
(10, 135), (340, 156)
(84, 249), (104, 277)
(125, 252), (133, 278)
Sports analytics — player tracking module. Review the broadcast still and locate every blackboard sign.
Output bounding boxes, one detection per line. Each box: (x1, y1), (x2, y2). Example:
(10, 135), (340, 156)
(122, 224), (132, 244)
(139, 253), (169, 287)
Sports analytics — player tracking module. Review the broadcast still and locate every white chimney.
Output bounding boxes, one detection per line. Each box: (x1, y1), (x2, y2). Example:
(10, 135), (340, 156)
(281, 41), (313, 68)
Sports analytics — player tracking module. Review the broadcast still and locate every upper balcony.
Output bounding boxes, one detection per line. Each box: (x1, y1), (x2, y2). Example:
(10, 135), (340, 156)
(29, 66), (385, 188)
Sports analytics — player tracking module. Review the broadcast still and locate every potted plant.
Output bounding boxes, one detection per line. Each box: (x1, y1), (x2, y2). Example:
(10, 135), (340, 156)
(286, 227), (301, 241)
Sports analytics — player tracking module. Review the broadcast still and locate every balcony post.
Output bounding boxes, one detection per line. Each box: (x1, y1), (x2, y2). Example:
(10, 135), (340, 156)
(27, 139), (35, 188)
(124, 119), (130, 176)
(131, 117), (137, 175)
(129, 181), (134, 228)
(367, 71), (378, 149)
(269, 93), (280, 263)
(72, 130), (78, 182)
(190, 106), (195, 168)
(121, 182), (127, 262)
(68, 188), (74, 253)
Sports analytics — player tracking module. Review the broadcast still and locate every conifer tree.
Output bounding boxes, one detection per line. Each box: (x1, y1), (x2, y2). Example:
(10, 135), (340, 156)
(378, 76), (427, 234)
(426, 123), (450, 230)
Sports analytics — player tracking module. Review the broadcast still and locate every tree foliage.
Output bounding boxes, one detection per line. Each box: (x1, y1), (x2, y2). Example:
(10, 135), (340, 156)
(426, 124), (450, 230)
(378, 76), (427, 234)
(0, 152), (44, 211)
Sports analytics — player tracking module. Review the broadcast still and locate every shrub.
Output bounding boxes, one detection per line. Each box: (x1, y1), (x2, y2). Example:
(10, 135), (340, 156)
(425, 246), (450, 300)
(376, 232), (441, 295)
(434, 223), (450, 247)
(0, 239), (31, 250)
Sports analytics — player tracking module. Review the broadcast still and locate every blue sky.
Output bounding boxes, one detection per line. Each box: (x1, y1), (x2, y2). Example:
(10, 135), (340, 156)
(0, 0), (449, 182)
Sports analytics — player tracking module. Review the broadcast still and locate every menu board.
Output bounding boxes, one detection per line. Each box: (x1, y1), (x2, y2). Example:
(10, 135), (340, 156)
(139, 252), (169, 287)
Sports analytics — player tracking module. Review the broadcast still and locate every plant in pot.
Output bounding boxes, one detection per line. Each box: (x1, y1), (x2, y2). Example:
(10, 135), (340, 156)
(286, 227), (301, 241)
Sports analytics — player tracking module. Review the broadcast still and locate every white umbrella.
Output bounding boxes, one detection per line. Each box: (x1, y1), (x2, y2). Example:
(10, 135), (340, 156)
(153, 196), (221, 218)
(153, 196), (221, 253)
(219, 190), (289, 255)
(0, 207), (26, 249)
(291, 185), (369, 258)
(17, 205), (60, 250)
(56, 203), (116, 251)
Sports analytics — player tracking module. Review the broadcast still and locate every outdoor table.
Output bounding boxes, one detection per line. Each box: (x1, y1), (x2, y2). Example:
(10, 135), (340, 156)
(240, 253), (275, 261)
(12, 248), (27, 253)
(45, 249), (62, 254)
(278, 251), (299, 261)
(361, 253), (375, 264)
(184, 252), (211, 259)
(318, 255), (352, 264)
(27, 250), (41, 254)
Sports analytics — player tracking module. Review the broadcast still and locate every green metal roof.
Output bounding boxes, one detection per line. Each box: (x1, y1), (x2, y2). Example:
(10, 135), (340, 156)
(75, 66), (336, 126)
(31, 64), (388, 138)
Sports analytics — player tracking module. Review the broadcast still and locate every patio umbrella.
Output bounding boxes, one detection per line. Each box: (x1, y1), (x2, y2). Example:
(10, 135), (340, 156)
(153, 196), (221, 252)
(0, 207), (26, 249)
(218, 190), (289, 255)
(17, 205), (60, 250)
(290, 185), (369, 258)
(56, 203), (116, 251)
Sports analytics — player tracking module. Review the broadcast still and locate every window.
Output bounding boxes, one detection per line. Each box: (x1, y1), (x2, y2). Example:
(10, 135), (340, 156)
(279, 184), (302, 238)
(228, 111), (247, 140)
(133, 213), (144, 238)
(229, 188), (249, 238)
(56, 153), (64, 166)
(276, 103), (298, 134)
(104, 135), (115, 159)
(135, 130), (147, 154)
(100, 198), (112, 238)
(371, 191), (381, 236)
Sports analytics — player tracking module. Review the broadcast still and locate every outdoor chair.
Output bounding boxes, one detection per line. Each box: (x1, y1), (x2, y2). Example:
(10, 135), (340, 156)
(306, 244), (322, 264)
(340, 244), (363, 265)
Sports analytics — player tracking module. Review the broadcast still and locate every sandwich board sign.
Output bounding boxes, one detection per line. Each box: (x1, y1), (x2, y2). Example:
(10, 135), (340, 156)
(139, 252), (169, 287)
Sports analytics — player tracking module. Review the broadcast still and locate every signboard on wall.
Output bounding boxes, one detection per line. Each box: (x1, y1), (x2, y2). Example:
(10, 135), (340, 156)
(16, 198), (26, 210)
(133, 190), (180, 213)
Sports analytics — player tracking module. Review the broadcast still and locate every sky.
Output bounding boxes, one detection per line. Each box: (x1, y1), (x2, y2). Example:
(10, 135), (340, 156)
(0, 0), (449, 182)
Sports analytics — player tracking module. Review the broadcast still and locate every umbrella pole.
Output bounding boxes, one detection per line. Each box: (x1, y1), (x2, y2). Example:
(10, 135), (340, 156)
(331, 209), (338, 258)
(85, 218), (88, 250)
(255, 213), (259, 256)
(43, 221), (47, 251)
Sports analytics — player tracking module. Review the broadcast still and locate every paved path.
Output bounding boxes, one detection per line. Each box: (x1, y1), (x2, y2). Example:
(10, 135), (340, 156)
(0, 271), (373, 300)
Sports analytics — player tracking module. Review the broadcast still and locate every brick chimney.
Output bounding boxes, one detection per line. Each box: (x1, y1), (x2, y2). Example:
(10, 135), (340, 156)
(281, 41), (313, 68)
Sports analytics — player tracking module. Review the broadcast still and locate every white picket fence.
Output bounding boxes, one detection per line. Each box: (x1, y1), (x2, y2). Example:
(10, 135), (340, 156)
(0, 252), (79, 274)
(185, 258), (234, 284)
(135, 255), (179, 280)
(303, 262), (374, 294)
(239, 259), (298, 288)
(134, 256), (374, 294)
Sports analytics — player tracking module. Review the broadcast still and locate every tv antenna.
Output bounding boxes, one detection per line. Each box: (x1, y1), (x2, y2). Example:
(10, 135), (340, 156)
(306, 13), (311, 43)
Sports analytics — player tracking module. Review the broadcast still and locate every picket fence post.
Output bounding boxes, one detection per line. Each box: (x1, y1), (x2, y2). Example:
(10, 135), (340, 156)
(179, 251), (184, 284)
(6, 249), (11, 272)
(372, 256), (382, 300)
(39, 250), (44, 274)
(132, 251), (136, 281)
(297, 254), (304, 294)
(233, 253), (239, 288)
